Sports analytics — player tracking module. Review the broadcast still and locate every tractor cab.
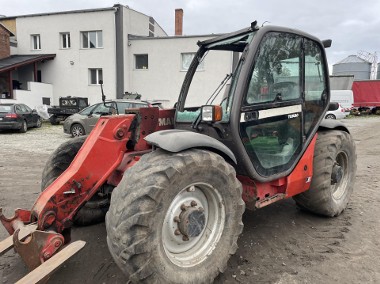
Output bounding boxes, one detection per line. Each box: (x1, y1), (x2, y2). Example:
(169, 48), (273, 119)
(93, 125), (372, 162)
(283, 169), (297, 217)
(176, 23), (330, 182)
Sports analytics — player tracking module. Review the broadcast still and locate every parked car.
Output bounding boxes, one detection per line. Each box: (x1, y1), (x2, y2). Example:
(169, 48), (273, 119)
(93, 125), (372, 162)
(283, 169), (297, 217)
(0, 103), (42, 133)
(63, 100), (162, 137)
(325, 102), (348, 120)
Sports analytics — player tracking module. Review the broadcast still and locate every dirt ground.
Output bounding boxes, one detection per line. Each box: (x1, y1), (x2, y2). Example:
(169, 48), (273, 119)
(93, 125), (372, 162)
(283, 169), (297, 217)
(0, 117), (379, 284)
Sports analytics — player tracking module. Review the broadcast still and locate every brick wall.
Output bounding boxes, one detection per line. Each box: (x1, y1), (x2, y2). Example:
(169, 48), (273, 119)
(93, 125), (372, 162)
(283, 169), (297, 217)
(0, 26), (10, 59)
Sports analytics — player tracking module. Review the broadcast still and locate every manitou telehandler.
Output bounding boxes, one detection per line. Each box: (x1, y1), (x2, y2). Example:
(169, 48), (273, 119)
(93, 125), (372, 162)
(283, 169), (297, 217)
(0, 22), (356, 283)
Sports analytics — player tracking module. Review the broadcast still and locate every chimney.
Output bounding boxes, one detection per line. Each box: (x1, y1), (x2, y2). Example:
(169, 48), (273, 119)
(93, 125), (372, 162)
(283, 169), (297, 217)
(175, 9), (183, 36)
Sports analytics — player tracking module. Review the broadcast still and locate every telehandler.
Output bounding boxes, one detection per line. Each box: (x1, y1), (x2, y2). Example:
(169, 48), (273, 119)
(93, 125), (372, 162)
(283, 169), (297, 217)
(0, 22), (356, 283)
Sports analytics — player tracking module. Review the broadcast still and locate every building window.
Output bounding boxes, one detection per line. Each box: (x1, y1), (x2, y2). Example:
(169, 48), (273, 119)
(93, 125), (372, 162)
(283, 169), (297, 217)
(89, 68), (103, 85)
(31, 34), (41, 50)
(135, 54), (148, 69)
(81, 31), (103, 49)
(181, 53), (204, 71)
(61, 32), (71, 49)
(149, 17), (155, 37)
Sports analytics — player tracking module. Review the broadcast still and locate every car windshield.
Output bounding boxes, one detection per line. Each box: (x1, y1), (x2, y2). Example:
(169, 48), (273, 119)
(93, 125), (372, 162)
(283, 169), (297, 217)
(176, 30), (256, 123)
(0, 105), (11, 113)
(79, 104), (98, 115)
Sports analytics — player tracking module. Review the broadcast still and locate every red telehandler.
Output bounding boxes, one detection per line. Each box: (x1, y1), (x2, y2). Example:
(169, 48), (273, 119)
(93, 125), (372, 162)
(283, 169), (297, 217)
(0, 22), (356, 284)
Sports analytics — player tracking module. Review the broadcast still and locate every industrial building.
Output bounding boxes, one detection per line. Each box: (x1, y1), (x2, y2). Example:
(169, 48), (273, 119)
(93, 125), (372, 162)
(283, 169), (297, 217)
(0, 5), (233, 108)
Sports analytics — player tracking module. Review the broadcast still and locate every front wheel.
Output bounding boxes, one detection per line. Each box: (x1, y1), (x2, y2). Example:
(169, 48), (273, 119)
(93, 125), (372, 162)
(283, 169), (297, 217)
(106, 149), (244, 284)
(70, 123), (85, 137)
(293, 130), (356, 217)
(41, 136), (110, 226)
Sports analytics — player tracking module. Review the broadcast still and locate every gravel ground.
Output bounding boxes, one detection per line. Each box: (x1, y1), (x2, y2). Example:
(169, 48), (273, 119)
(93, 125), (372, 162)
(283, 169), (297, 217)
(1, 117), (380, 284)
(0, 122), (71, 155)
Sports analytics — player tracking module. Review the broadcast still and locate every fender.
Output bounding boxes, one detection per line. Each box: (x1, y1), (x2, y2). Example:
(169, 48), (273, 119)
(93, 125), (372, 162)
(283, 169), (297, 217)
(319, 119), (350, 133)
(144, 129), (237, 164)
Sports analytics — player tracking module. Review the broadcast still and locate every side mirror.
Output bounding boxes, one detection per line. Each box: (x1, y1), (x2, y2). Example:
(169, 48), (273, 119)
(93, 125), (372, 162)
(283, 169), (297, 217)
(201, 105), (223, 123)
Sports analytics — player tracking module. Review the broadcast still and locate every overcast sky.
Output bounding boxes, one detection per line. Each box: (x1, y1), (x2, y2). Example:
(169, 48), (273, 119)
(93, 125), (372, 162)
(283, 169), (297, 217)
(1, 0), (380, 69)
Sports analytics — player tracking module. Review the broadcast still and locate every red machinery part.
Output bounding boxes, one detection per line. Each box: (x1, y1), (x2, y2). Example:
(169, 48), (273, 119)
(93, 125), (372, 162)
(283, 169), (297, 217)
(238, 134), (317, 210)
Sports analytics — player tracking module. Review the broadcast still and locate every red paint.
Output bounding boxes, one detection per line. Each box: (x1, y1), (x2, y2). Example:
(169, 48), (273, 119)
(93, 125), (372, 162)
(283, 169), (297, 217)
(238, 134), (317, 209)
(352, 80), (380, 107)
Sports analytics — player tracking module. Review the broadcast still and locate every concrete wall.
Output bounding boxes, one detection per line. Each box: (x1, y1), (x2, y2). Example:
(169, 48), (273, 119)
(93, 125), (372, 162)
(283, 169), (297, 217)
(15, 9), (117, 105)
(12, 7), (168, 105)
(127, 8), (167, 37)
(0, 82), (53, 108)
(128, 36), (233, 106)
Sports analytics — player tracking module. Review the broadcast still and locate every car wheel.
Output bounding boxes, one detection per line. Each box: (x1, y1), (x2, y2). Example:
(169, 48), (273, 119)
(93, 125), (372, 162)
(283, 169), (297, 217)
(49, 115), (60, 125)
(325, 114), (336, 119)
(19, 120), (27, 133)
(36, 117), (42, 128)
(70, 123), (85, 137)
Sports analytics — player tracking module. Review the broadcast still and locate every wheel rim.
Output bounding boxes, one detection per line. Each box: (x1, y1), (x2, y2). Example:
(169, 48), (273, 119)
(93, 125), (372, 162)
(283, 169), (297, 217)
(71, 125), (84, 136)
(162, 182), (225, 268)
(22, 121), (27, 131)
(37, 119), (41, 127)
(331, 151), (349, 200)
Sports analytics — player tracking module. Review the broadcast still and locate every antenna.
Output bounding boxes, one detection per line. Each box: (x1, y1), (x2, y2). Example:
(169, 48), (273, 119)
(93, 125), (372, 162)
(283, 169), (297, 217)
(357, 50), (378, 80)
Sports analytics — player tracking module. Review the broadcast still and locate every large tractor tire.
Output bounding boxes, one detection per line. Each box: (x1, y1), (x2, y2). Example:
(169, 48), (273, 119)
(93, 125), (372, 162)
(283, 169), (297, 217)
(41, 136), (110, 226)
(293, 130), (356, 217)
(106, 149), (245, 284)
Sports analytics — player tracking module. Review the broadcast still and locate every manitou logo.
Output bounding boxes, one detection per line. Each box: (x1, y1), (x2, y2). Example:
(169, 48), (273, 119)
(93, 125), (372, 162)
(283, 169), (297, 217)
(288, 113), (299, 119)
(158, 117), (174, 127)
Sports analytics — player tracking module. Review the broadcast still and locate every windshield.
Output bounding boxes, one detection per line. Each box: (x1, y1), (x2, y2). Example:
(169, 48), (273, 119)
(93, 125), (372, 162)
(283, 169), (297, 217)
(176, 30), (256, 123)
(0, 105), (12, 113)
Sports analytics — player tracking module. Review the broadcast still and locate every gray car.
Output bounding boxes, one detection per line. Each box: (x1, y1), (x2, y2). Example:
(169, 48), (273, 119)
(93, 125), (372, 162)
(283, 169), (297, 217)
(63, 100), (161, 137)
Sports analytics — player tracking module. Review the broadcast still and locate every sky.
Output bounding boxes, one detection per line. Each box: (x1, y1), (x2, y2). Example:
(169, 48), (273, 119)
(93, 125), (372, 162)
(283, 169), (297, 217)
(1, 0), (380, 70)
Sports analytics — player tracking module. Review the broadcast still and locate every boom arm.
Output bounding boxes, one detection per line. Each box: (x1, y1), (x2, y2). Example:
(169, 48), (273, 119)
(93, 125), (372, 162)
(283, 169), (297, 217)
(0, 107), (175, 274)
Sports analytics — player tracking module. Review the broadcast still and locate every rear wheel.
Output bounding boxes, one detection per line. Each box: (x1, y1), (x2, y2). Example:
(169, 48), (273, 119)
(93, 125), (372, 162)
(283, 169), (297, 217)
(35, 117), (42, 128)
(49, 115), (60, 125)
(293, 130), (356, 217)
(41, 136), (110, 226)
(19, 120), (27, 133)
(70, 123), (85, 137)
(325, 114), (336, 119)
(106, 149), (244, 284)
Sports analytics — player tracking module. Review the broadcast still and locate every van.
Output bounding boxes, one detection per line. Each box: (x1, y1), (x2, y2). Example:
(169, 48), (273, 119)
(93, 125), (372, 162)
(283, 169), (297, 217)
(330, 90), (354, 111)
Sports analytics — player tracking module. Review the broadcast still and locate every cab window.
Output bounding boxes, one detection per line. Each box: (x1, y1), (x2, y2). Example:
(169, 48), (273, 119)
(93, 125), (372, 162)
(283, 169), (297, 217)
(240, 32), (303, 177)
(304, 39), (327, 136)
(245, 32), (302, 105)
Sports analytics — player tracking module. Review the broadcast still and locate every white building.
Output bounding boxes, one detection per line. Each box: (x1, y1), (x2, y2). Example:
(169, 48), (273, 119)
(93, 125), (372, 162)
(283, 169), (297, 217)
(0, 5), (232, 108)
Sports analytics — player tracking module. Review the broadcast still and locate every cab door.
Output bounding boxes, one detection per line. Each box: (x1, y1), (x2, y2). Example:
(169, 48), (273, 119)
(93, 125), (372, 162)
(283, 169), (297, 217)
(239, 31), (328, 179)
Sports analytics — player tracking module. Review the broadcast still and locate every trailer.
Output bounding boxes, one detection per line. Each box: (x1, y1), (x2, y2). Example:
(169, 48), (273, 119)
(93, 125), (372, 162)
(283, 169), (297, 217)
(352, 80), (380, 111)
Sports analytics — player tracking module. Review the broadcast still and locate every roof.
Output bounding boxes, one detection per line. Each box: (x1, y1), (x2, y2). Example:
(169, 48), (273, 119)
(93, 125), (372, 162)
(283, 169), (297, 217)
(334, 55), (371, 65)
(129, 33), (223, 41)
(0, 7), (115, 19)
(0, 54), (56, 73)
(0, 23), (14, 36)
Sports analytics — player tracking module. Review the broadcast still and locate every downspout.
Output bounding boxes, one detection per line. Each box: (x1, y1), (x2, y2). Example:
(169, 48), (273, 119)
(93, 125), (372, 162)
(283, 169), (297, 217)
(114, 4), (124, 99)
